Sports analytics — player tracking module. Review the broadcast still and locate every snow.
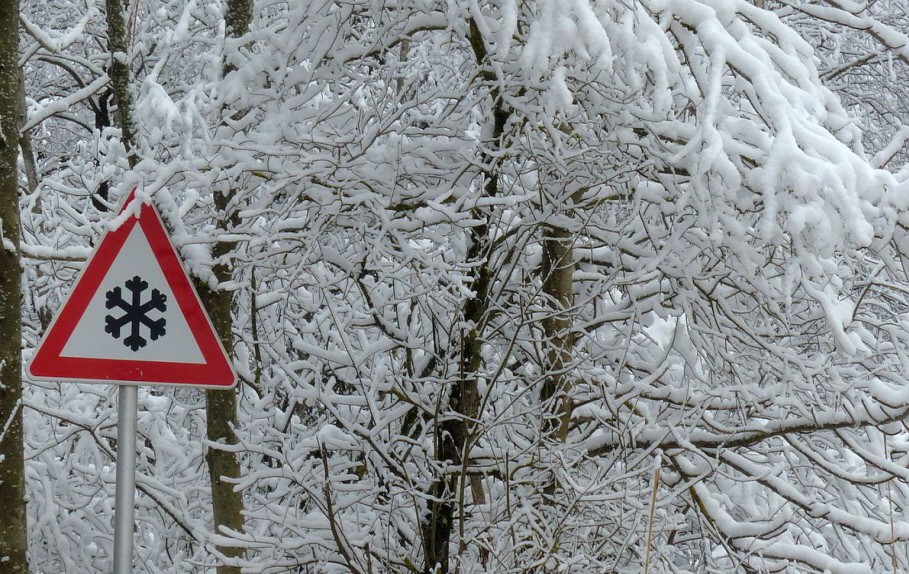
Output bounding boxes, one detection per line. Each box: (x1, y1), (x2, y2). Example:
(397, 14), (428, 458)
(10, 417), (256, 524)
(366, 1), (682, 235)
(22, 75), (110, 133)
(19, 0), (909, 572)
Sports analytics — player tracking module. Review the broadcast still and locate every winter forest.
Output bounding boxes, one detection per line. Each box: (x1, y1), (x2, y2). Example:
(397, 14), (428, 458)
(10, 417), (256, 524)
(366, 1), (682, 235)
(7, 0), (909, 572)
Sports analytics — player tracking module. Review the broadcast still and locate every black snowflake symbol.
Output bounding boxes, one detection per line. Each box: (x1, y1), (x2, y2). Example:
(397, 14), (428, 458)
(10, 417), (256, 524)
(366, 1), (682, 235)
(105, 276), (167, 352)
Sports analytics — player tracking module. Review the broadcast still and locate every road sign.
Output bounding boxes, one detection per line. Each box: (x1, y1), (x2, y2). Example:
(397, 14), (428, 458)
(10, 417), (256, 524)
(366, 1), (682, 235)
(28, 190), (237, 388)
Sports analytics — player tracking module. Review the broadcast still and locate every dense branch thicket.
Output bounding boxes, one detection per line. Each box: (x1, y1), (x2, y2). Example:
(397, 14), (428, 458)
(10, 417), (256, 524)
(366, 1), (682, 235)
(17, 1), (909, 573)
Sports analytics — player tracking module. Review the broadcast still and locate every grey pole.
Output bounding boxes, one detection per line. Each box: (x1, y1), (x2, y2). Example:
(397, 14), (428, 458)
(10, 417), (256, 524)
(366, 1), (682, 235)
(113, 385), (138, 573)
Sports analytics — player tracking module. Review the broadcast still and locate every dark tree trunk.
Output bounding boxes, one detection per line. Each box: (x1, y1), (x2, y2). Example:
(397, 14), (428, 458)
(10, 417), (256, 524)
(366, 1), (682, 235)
(104, 0), (136, 166)
(0, 0), (29, 570)
(198, 2), (253, 572)
(539, 222), (576, 497)
(198, 220), (245, 573)
(200, 264), (245, 573)
(421, 19), (508, 573)
(17, 69), (38, 194)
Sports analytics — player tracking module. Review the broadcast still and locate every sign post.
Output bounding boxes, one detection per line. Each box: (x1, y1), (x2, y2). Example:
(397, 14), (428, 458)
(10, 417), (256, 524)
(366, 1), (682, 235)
(28, 190), (236, 573)
(113, 385), (138, 574)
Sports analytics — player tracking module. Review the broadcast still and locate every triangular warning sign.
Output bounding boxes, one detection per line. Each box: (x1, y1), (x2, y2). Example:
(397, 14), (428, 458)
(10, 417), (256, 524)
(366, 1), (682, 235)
(28, 190), (237, 388)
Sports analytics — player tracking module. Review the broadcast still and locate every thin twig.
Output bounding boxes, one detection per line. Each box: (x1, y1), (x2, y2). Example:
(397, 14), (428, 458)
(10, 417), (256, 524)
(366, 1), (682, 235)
(643, 451), (662, 574)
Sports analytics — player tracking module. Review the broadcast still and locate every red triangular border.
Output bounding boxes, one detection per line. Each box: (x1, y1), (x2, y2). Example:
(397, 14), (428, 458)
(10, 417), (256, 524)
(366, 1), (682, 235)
(28, 190), (237, 388)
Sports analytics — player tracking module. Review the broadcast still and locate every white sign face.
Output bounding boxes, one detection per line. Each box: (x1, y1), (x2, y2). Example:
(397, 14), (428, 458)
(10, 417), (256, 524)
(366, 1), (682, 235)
(59, 225), (205, 364)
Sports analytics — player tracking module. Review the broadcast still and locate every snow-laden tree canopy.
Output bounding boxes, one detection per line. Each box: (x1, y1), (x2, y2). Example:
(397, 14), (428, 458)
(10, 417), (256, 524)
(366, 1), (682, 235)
(19, 0), (909, 572)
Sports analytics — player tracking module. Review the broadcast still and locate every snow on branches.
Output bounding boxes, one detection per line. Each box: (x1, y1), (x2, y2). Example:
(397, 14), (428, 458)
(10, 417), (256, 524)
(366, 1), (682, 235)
(19, 0), (909, 573)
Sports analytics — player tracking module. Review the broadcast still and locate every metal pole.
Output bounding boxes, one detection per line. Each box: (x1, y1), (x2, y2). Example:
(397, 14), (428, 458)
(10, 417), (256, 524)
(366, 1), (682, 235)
(113, 385), (138, 574)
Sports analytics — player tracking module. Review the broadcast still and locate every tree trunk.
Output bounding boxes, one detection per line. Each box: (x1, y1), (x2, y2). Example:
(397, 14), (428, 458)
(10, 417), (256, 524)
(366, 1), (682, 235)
(200, 271), (244, 573)
(540, 224), (575, 439)
(539, 222), (576, 497)
(421, 18), (506, 574)
(198, 2), (253, 572)
(198, 214), (244, 572)
(0, 0), (28, 571)
(104, 0), (136, 166)
(17, 69), (38, 195)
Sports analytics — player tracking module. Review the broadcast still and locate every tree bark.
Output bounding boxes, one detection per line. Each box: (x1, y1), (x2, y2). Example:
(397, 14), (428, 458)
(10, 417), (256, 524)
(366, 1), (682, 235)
(198, 2), (253, 572)
(540, 224), (575, 439)
(198, 200), (245, 572)
(104, 0), (136, 166)
(200, 271), (244, 573)
(539, 222), (576, 496)
(17, 69), (38, 195)
(421, 18), (506, 574)
(0, 0), (29, 571)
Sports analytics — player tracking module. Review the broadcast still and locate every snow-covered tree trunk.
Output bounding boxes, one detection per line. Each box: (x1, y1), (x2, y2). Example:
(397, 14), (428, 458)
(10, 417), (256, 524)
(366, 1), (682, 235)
(16, 70), (37, 195)
(420, 18), (509, 573)
(103, 0), (135, 166)
(199, 1), (251, 571)
(201, 282), (245, 574)
(0, 0), (28, 571)
(539, 220), (576, 463)
(202, 316), (244, 574)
